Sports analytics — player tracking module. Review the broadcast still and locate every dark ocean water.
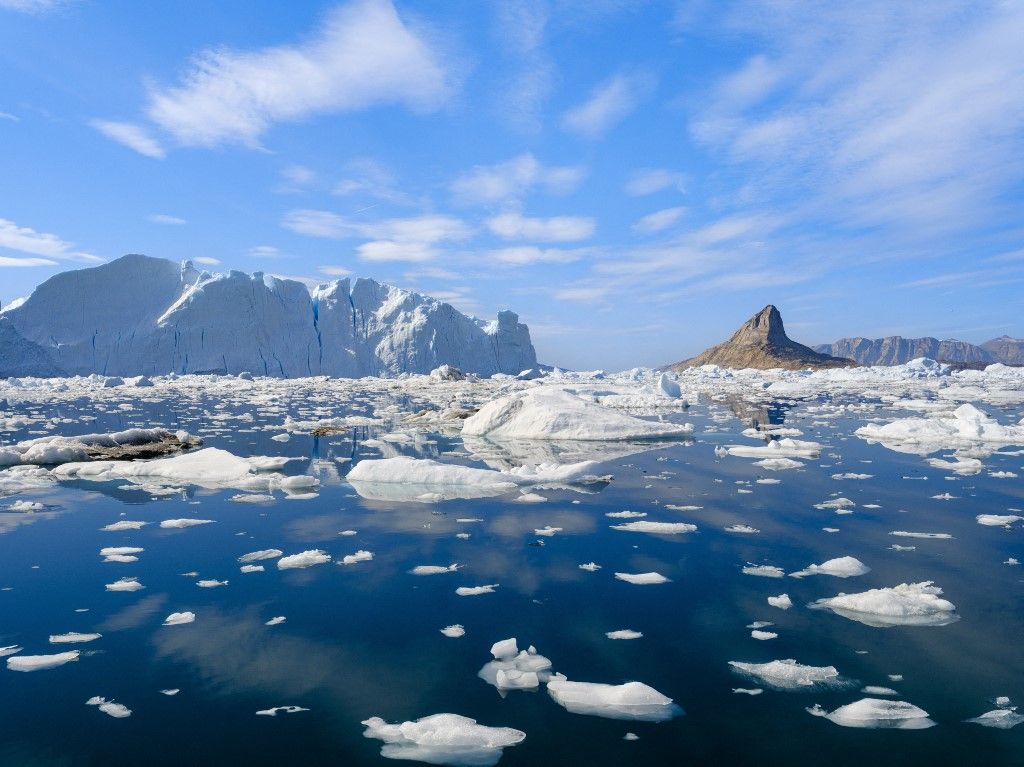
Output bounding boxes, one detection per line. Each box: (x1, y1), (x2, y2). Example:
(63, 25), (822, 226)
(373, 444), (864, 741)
(1, 395), (1022, 766)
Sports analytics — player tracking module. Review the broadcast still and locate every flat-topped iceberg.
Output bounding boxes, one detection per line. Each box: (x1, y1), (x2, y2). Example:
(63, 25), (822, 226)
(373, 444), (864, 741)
(810, 581), (957, 627)
(462, 388), (693, 441)
(808, 698), (935, 729)
(726, 439), (821, 459)
(547, 679), (681, 721)
(0, 428), (197, 468)
(728, 659), (846, 691)
(347, 456), (517, 502)
(361, 713), (525, 766)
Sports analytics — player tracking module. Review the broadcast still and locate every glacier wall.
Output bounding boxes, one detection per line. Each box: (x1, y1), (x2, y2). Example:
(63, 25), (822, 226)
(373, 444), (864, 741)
(0, 255), (537, 378)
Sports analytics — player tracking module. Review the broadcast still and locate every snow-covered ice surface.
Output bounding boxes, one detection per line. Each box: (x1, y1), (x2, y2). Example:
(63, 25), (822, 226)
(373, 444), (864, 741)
(0, 360), (1022, 763)
(362, 713), (525, 766)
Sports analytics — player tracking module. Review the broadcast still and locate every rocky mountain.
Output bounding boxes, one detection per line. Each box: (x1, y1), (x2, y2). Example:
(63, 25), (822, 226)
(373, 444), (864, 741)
(669, 305), (853, 371)
(980, 336), (1024, 366)
(0, 254), (537, 378)
(814, 337), (1000, 366)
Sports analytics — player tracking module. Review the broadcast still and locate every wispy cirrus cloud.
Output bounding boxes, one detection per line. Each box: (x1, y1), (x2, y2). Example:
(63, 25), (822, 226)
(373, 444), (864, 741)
(450, 153), (585, 205)
(562, 70), (654, 138)
(486, 211), (594, 242)
(89, 120), (165, 159)
(0, 217), (98, 263)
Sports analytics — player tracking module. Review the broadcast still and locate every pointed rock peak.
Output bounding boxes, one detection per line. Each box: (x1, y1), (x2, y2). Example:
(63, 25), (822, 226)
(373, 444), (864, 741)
(735, 305), (786, 344)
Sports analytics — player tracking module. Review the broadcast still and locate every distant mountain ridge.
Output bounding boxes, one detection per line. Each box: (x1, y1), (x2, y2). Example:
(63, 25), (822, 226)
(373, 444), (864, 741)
(815, 335), (1022, 366)
(669, 305), (853, 371)
(0, 254), (537, 378)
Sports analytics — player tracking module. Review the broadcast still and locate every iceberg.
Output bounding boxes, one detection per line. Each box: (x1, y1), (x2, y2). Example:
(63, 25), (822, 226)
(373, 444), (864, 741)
(609, 520), (697, 535)
(7, 650), (80, 671)
(461, 388), (694, 441)
(808, 698), (935, 729)
(0, 254), (537, 378)
(346, 456), (517, 502)
(728, 659), (845, 691)
(546, 679), (681, 721)
(361, 713), (525, 767)
(810, 582), (958, 627)
(789, 556), (870, 579)
(86, 696), (132, 718)
(0, 428), (197, 468)
(855, 403), (1024, 453)
(477, 638), (554, 691)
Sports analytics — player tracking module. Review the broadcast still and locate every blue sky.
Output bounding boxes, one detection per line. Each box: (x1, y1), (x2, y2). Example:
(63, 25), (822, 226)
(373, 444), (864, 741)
(1, 0), (1022, 370)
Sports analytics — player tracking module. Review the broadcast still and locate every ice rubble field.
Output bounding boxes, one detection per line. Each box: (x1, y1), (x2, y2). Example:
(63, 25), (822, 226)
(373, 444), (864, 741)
(0, 359), (1023, 765)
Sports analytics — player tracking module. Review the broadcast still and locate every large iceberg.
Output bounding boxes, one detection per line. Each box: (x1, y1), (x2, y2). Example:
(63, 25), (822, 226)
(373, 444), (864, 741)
(361, 713), (525, 766)
(0, 255), (536, 378)
(809, 581), (958, 627)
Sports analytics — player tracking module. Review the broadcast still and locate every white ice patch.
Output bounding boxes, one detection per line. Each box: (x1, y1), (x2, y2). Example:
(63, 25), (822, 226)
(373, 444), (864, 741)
(362, 713), (525, 767)
(478, 638), (554, 691)
(808, 698), (935, 729)
(768, 594), (793, 610)
(49, 632), (101, 644)
(810, 581), (957, 627)
(163, 612), (196, 626)
(456, 584), (499, 596)
(277, 550), (331, 569)
(159, 518), (214, 529)
(606, 630), (643, 640)
(729, 659), (845, 691)
(856, 403), (1024, 452)
(347, 456), (517, 502)
(742, 565), (785, 578)
(410, 564), (460, 575)
(727, 439), (821, 459)
(341, 550), (374, 565)
(101, 520), (146, 531)
(105, 577), (144, 592)
(440, 625), (465, 638)
(609, 520), (697, 535)
(7, 650), (80, 671)
(789, 556), (870, 579)
(614, 572), (670, 585)
(976, 514), (1021, 527)
(86, 696), (132, 718)
(238, 549), (283, 563)
(966, 709), (1024, 729)
(256, 705), (309, 716)
(578, 562), (601, 572)
(547, 679), (681, 721)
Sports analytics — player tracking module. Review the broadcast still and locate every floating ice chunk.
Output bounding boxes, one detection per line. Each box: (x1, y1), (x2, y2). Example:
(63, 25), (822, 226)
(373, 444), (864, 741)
(966, 709), (1024, 729)
(578, 562), (601, 572)
(456, 584), (499, 596)
(441, 625), (465, 638)
(606, 510), (646, 518)
(513, 492), (546, 503)
(347, 456), (517, 502)
(0, 645), (22, 657)
(230, 493), (275, 503)
(768, 594), (793, 609)
(862, 686), (898, 696)
(502, 461), (603, 484)
(623, 732), (640, 741)
(977, 514), (1022, 527)
(271, 433), (291, 442)
(86, 697), (132, 718)
(856, 404), (1024, 452)
(49, 632), (101, 644)
(197, 579), (228, 588)
(547, 679), (680, 721)
(7, 650), (80, 671)
(729, 659), (844, 691)
(101, 520), (146, 531)
(810, 582), (957, 627)
(609, 521), (697, 535)
(789, 556), (870, 579)
(277, 550), (331, 569)
(534, 526), (562, 536)
(106, 577), (144, 592)
(410, 564), (460, 575)
(462, 387), (694, 441)
(341, 550), (374, 565)
(238, 549), (283, 563)
(889, 531), (953, 539)
(163, 612), (195, 626)
(989, 470), (1018, 478)
(160, 518), (214, 529)
(754, 457), (805, 470)
(0, 428), (195, 468)
(265, 616), (286, 626)
(814, 497), (855, 511)
(240, 564), (264, 573)
(614, 572), (670, 585)
(756, 478), (781, 485)
(478, 640), (554, 692)
(742, 564), (784, 578)
(926, 456), (982, 475)
(362, 713), (525, 767)
(256, 706), (309, 716)
(832, 473), (873, 480)
(727, 439), (821, 459)
(8, 499), (43, 512)
(808, 698), (935, 729)
(160, 689), (179, 696)
(606, 630), (643, 640)
(733, 688), (763, 695)
(726, 524), (759, 534)
(100, 546), (143, 563)
(751, 630), (777, 640)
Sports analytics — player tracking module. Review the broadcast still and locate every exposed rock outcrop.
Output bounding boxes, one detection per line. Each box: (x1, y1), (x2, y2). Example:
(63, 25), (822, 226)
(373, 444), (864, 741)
(814, 337), (996, 366)
(669, 305), (853, 371)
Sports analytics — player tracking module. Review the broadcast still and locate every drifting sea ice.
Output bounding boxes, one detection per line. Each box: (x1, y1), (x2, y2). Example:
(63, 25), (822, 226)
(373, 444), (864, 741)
(751, 630), (777, 640)
(49, 632), (101, 644)
(86, 697), (132, 718)
(606, 630), (643, 640)
(855, 403), (1024, 452)
(100, 520), (146, 531)
(238, 549), (283, 563)
(265, 617), (286, 626)
(361, 713), (525, 767)
(410, 564), (460, 575)
(277, 550), (331, 569)
(965, 709), (1024, 729)
(163, 612), (195, 626)
(976, 514), (1021, 526)
(159, 518), (213, 529)
(810, 582), (958, 627)
(614, 572), (670, 585)
(546, 679), (681, 722)
(346, 456), (517, 503)
(768, 594), (793, 609)
(7, 650), (80, 671)
(478, 638), (553, 691)
(728, 659), (845, 691)
(256, 706), (310, 716)
(726, 439), (821, 459)
(578, 562), (601, 572)
(789, 556), (870, 579)
(341, 550), (374, 565)
(100, 546), (143, 563)
(609, 520), (697, 535)
(807, 698), (935, 729)
(742, 565), (785, 578)
(105, 577), (144, 592)
(456, 585), (499, 596)
(441, 625), (465, 638)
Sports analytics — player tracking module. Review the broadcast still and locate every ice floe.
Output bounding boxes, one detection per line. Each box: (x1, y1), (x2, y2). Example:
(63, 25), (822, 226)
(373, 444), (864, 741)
(105, 577), (144, 592)
(614, 572), (670, 585)
(86, 696), (132, 718)
(768, 594), (793, 610)
(277, 550), (331, 569)
(729, 659), (846, 691)
(7, 650), (80, 671)
(807, 698), (935, 729)
(966, 709), (1024, 729)
(159, 518), (214, 529)
(441, 625), (465, 638)
(163, 612), (196, 626)
(478, 638), (553, 691)
(456, 584), (499, 596)
(49, 632), (101, 644)
(238, 549), (283, 563)
(810, 582), (957, 627)
(410, 564), (460, 575)
(789, 556), (870, 579)
(856, 403), (1024, 454)
(606, 630), (643, 640)
(547, 679), (681, 721)
(609, 520), (697, 535)
(362, 713), (525, 767)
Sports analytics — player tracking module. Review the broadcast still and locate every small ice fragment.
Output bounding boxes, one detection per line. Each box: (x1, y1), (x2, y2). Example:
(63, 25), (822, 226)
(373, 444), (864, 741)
(456, 584), (498, 596)
(534, 526), (562, 536)
(768, 594), (793, 610)
(105, 577), (144, 592)
(440, 624), (465, 638)
(729, 659), (844, 690)
(733, 688), (763, 695)
(101, 520), (146, 531)
(196, 579), (228, 588)
(277, 550), (331, 569)
(578, 562), (602, 572)
(614, 572), (670, 585)
(240, 564), (265, 573)
(86, 697), (132, 718)
(238, 549), (283, 563)
(160, 689), (179, 696)
(606, 630), (643, 640)
(265, 616), (286, 626)
(742, 564), (784, 578)
(810, 582), (957, 627)
(807, 698), (934, 729)
(49, 632), (101, 644)
(410, 564), (459, 575)
(862, 686), (898, 696)
(610, 521), (697, 535)
(751, 630), (777, 640)
(7, 650), (80, 671)
(623, 732), (639, 740)
(163, 612), (195, 626)
(159, 518), (214, 529)
(256, 705), (310, 716)
(725, 524), (759, 534)
(789, 556), (870, 579)
(341, 550), (373, 565)
(966, 709), (1024, 729)
(547, 679), (680, 721)
(361, 713), (525, 765)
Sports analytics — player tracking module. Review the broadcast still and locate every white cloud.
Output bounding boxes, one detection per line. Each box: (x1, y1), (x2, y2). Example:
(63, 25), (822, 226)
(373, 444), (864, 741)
(319, 265), (352, 276)
(632, 206), (686, 234)
(561, 71), (654, 138)
(248, 245), (282, 258)
(487, 246), (587, 265)
(283, 210), (471, 244)
(0, 0), (70, 13)
(0, 217), (96, 261)
(0, 111), (19, 121)
(356, 241), (437, 262)
(281, 164), (316, 187)
(148, 214), (186, 225)
(553, 285), (608, 302)
(492, 0), (552, 133)
(0, 256), (58, 267)
(89, 120), (165, 159)
(145, 0), (451, 148)
(333, 158), (412, 204)
(486, 211), (595, 242)
(625, 168), (686, 196)
(450, 153), (585, 205)
(194, 256), (220, 265)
